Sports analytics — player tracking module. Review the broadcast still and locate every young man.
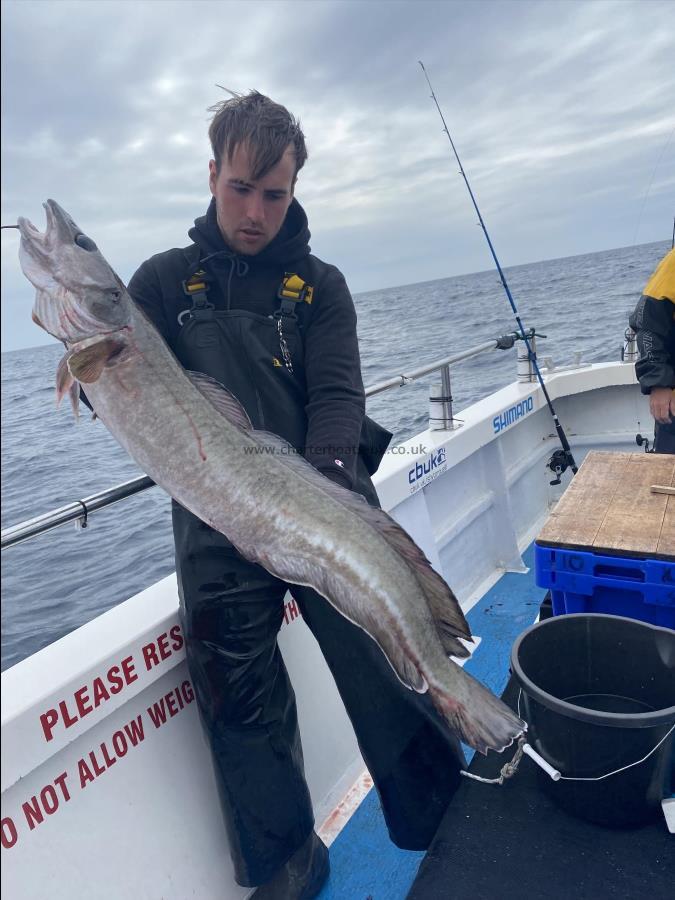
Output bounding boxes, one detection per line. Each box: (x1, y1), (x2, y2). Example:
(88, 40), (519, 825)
(629, 247), (675, 454)
(128, 91), (465, 898)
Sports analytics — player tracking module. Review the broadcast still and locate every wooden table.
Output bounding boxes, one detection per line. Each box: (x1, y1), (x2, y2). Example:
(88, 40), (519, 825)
(537, 451), (675, 560)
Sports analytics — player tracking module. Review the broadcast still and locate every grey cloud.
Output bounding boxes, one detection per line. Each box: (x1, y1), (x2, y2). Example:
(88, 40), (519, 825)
(2, 0), (674, 351)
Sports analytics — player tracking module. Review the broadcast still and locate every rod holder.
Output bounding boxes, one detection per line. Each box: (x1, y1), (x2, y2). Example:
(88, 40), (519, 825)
(622, 327), (638, 363)
(517, 336), (538, 383)
(429, 365), (459, 430)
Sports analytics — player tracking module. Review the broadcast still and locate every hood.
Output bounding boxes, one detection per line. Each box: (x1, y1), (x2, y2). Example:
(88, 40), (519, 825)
(188, 197), (312, 268)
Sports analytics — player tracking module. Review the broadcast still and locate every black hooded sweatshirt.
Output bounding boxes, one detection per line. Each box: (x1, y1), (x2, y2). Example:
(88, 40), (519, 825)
(126, 197), (366, 489)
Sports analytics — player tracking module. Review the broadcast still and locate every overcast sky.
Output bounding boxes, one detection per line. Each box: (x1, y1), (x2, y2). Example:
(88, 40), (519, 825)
(2, 0), (674, 351)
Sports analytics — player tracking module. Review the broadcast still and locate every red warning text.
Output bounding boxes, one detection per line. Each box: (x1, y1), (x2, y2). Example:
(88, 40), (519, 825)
(4, 682), (194, 851)
(141, 624), (184, 671)
(1, 817), (19, 850)
(146, 680), (194, 729)
(39, 655), (138, 742)
(283, 597), (301, 625)
(78, 716), (145, 788)
(21, 772), (71, 831)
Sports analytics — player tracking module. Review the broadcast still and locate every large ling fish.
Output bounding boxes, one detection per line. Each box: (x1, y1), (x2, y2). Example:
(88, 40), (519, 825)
(17, 200), (526, 754)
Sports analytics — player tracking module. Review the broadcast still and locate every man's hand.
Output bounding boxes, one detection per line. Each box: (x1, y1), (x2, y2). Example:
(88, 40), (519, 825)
(649, 387), (675, 424)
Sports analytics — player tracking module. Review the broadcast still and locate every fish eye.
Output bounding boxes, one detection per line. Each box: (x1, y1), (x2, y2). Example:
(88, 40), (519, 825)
(75, 233), (98, 252)
(110, 289), (121, 303)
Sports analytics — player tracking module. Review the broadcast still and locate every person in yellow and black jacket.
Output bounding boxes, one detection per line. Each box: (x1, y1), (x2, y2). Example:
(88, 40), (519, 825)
(125, 91), (466, 899)
(629, 247), (675, 454)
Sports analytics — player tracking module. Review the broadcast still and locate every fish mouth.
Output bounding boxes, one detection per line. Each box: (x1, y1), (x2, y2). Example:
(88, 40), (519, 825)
(44, 198), (80, 240)
(16, 214), (43, 244)
(18, 199), (80, 249)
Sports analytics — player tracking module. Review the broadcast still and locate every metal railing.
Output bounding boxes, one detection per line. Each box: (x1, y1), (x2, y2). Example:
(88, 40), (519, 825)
(1, 477), (155, 550)
(1, 329), (527, 550)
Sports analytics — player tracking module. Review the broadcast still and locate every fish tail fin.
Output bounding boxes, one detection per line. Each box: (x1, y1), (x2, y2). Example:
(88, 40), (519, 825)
(428, 667), (526, 755)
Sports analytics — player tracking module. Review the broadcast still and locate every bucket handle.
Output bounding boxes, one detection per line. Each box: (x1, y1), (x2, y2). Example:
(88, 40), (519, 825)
(461, 701), (675, 787)
(517, 690), (675, 783)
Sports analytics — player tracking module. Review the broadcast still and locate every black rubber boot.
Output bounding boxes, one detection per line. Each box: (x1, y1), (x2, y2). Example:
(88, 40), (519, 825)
(251, 832), (330, 899)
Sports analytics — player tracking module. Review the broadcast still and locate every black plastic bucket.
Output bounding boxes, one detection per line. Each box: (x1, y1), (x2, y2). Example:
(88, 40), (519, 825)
(511, 613), (675, 827)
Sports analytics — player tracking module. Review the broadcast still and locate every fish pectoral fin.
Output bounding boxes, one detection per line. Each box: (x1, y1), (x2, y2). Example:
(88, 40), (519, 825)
(56, 351), (75, 404)
(68, 337), (127, 384)
(55, 352), (81, 421)
(69, 383), (81, 420)
(186, 371), (253, 431)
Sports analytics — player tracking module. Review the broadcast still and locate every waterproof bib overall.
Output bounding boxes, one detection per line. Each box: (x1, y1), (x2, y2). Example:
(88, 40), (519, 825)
(171, 272), (465, 887)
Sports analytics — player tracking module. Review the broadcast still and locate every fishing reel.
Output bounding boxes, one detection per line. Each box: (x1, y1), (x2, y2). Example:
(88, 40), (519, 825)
(635, 433), (655, 454)
(547, 449), (571, 485)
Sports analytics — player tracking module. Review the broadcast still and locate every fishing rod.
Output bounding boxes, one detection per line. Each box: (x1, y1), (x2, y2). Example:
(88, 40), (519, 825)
(418, 61), (578, 480)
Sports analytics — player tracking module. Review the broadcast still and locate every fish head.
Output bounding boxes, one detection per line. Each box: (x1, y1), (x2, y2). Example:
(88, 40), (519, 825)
(17, 199), (132, 346)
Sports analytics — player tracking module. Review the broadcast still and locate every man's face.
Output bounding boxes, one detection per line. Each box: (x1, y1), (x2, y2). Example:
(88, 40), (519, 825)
(209, 142), (296, 255)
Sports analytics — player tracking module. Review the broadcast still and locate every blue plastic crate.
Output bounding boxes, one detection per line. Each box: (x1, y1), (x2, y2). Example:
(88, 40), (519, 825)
(534, 544), (675, 629)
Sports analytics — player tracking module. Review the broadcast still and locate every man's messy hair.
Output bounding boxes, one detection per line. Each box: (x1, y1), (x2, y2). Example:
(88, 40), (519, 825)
(208, 89), (308, 181)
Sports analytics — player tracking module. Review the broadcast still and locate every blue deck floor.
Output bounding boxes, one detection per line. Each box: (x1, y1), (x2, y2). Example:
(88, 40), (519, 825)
(317, 543), (547, 900)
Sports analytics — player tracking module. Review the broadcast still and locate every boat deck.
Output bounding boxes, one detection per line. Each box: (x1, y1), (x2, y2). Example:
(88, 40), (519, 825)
(406, 670), (672, 900)
(317, 543), (548, 899)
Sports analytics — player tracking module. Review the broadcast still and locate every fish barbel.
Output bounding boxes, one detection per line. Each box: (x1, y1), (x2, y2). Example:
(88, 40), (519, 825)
(17, 200), (526, 754)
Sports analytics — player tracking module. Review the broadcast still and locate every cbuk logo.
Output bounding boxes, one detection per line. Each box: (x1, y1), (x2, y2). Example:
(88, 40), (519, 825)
(408, 448), (448, 485)
(493, 396), (534, 434)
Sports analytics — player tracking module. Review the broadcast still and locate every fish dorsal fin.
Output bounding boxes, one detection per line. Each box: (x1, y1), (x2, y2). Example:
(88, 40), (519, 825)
(436, 630), (471, 660)
(371, 516), (472, 646)
(186, 371), (253, 432)
(253, 429), (471, 644)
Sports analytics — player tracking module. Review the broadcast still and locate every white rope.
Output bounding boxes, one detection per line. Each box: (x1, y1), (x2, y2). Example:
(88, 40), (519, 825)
(460, 737), (526, 785)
